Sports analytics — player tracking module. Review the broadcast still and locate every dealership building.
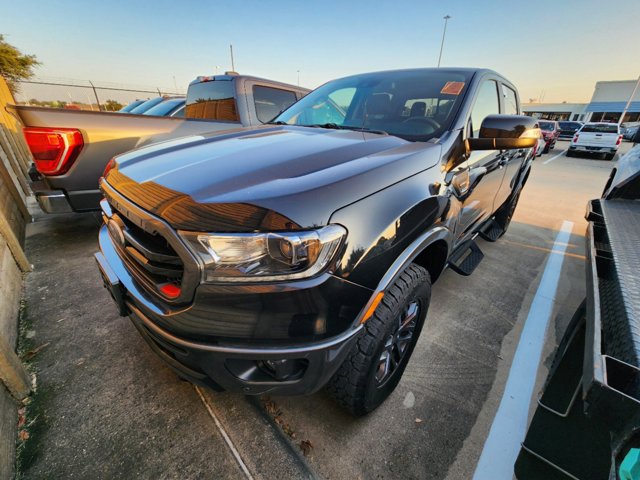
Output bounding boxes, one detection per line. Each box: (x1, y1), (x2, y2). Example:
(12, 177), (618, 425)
(523, 78), (640, 123)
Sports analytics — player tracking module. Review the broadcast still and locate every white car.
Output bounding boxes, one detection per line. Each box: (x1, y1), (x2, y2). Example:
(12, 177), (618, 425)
(567, 122), (622, 160)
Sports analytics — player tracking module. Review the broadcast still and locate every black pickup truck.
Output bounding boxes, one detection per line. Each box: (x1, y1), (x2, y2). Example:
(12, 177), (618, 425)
(95, 68), (539, 415)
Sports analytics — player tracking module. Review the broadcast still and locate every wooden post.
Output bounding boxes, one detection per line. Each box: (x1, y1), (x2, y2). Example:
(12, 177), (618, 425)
(0, 212), (30, 272)
(0, 335), (30, 401)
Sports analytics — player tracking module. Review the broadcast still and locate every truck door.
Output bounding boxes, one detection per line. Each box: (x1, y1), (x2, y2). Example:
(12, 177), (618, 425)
(494, 83), (526, 209)
(455, 79), (507, 239)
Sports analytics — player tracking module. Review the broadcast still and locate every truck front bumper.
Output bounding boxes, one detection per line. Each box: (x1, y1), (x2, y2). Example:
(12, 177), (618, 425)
(95, 225), (371, 396)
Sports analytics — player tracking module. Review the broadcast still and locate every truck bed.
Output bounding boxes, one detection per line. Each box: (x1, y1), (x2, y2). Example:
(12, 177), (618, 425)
(10, 105), (241, 211)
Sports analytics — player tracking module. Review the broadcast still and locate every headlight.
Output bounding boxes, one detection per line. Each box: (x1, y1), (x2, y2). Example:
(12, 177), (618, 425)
(180, 224), (346, 282)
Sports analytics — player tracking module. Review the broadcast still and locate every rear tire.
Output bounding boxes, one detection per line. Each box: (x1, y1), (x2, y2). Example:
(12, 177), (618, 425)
(327, 264), (431, 416)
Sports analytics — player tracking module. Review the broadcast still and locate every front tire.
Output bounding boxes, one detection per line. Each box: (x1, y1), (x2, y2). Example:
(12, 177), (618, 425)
(327, 264), (431, 416)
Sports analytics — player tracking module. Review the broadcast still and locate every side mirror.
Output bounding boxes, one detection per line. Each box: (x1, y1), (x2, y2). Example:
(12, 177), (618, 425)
(466, 114), (540, 151)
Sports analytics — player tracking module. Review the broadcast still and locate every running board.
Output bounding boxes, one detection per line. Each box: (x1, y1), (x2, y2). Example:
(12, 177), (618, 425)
(478, 219), (504, 242)
(448, 240), (484, 276)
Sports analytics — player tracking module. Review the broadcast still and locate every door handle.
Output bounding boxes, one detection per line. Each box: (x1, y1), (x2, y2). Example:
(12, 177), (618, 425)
(469, 166), (488, 189)
(451, 166), (487, 199)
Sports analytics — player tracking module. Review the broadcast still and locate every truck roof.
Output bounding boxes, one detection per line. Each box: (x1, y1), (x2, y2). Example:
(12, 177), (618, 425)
(189, 73), (310, 93)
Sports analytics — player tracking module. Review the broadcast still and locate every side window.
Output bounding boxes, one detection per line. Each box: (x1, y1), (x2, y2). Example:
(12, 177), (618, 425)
(502, 84), (518, 115)
(253, 86), (298, 123)
(470, 80), (500, 137)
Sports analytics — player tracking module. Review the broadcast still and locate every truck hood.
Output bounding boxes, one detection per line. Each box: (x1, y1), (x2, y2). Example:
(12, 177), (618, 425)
(107, 125), (442, 231)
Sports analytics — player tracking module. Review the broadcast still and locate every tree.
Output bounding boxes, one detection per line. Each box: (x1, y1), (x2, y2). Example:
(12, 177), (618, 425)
(0, 34), (39, 94)
(104, 99), (124, 111)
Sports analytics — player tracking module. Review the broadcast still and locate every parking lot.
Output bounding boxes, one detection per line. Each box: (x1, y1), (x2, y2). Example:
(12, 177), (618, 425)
(17, 140), (632, 479)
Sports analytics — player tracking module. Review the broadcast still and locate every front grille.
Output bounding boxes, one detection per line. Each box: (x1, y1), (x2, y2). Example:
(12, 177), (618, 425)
(101, 180), (200, 305)
(112, 211), (185, 295)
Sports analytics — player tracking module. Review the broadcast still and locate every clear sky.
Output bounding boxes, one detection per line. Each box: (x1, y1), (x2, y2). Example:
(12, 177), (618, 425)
(2, 0), (639, 104)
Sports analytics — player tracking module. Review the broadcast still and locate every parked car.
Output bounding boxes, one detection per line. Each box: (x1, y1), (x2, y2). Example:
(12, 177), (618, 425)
(127, 96), (168, 114)
(567, 122), (622, 160)
(141, 97), (185, 117)
(538, 120), (560, 153)
(95, 67), (539, 415)
(557, 120), (583, 140)
(118, 99), (147, 113)
(621, 122), (640, 140)
(13, 74), (309, 213)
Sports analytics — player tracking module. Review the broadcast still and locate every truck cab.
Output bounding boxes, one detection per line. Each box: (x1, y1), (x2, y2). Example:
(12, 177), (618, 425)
(186, 73), (308, 126)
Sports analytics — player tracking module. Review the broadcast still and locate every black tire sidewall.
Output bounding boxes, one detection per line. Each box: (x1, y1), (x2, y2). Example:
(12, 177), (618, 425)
(361, 278), (430, 413)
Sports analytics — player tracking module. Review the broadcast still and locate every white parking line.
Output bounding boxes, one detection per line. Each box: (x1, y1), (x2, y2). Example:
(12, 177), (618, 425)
(543, 149), (567, 164)
(473, 220), (574, 480)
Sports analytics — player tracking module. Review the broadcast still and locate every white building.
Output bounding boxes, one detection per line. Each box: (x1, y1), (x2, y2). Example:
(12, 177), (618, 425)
(586, 80), (640, 123)
(522, 102), (587, 122)
(523, 78), (640, 123)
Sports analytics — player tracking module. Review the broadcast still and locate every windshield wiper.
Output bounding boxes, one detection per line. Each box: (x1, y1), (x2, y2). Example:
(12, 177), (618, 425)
(267, 121), (288, 125)
(303, 123), (388, 135)
(302, 123), (345, 130)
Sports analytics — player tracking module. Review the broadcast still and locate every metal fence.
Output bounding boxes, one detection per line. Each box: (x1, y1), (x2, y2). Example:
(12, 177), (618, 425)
(15, 77), (185, 111)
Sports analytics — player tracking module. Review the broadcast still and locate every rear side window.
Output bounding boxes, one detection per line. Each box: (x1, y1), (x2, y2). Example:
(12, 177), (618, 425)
(471, 80), (500, 136)
(501, 84), (518, 115)
(580, 124), (619, 133)
(254, 86), (298, 123)
(186, 80), (239, 121)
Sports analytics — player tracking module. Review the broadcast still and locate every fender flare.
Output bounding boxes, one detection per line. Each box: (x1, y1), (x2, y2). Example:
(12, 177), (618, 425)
(353, 226), (452, 324)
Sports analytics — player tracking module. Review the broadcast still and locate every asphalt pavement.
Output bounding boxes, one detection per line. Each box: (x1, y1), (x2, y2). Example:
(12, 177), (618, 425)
(16, 140), (629, 479)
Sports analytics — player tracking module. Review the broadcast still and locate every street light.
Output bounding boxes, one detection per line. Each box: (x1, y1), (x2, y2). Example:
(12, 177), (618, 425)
(437, 15), (451, 68)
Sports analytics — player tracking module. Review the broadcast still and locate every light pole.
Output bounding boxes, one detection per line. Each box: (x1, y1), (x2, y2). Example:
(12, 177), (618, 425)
(297, 70), (300, 86)
(437, 15), (451, 68)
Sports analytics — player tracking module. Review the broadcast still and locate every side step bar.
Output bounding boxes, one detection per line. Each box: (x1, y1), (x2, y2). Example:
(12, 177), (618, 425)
(448, 239), (484, 276)
(479, 218), (504, 242)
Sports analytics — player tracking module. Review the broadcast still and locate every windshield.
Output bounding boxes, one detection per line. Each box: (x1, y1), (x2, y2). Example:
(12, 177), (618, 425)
(558, 122), (581, 130)
(273, 69), (472, 142)
(143, 98), (185, 116)
(119, 100), (146, 113)
(185, 79), (239, 121)
(580, 123), (619, 133)
(539, 121), (554, 131)
(129, 97), (164, 114)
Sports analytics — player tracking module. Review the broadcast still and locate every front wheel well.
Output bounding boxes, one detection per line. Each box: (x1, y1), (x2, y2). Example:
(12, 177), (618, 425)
(412, 240), (448, 283)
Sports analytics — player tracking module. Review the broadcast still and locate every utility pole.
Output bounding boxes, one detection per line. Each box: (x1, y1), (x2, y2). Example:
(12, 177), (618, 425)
(619, 74), (640, 125)
(230, 44), (235, 72)
(437, 15), (451, 68)
(297, 70), (300, 86)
